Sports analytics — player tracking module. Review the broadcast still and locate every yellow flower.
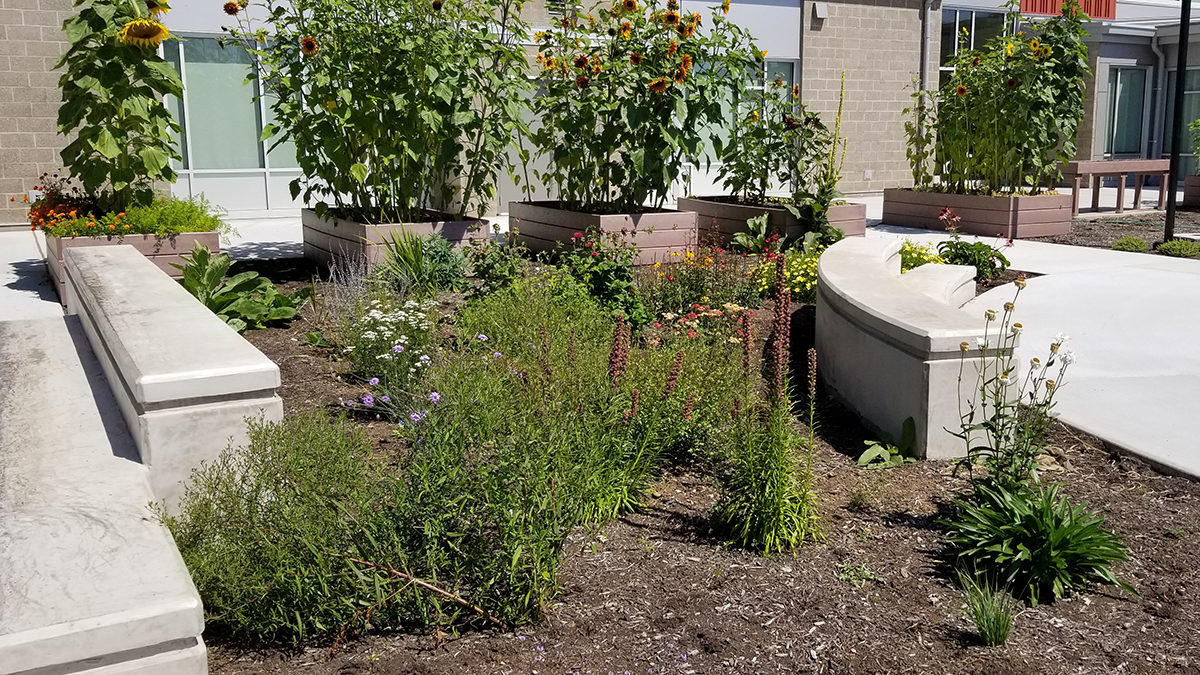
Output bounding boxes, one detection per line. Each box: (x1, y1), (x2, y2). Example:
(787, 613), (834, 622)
(721, 0), (729, 13)
(1005, 42), (1014, 57)
(146, 0), (169, 16)
(1030, 38), (1040, 53)
(653, 261), (661, 268)
(118, 18), (170, 48)
(649, 77), (670, 93)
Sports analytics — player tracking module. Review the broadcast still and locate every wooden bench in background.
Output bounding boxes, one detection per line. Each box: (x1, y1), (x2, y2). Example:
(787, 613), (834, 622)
(1065, 159), (1169, 217)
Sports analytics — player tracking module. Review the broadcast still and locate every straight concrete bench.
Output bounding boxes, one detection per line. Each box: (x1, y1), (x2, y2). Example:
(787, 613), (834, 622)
(0, 316), (206, 674)
(62, 244), (283, 511)
(815, 237), (1018, 459)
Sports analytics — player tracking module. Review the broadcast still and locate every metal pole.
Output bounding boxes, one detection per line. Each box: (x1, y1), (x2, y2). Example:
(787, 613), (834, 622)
(1165, 0), (1192, 242)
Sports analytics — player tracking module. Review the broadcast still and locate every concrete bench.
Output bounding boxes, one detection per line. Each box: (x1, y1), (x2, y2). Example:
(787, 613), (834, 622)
(63, 244), (283, 511)
(0, 317), (206, 674)
(815, 237), (1018, 459)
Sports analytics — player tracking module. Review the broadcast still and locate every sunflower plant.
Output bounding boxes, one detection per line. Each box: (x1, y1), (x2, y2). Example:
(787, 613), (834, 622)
(225, 0), (530, 224)
(903, 0), (1089, 195)
(524, 0), (758, 214)
(56, 0), (181, 213)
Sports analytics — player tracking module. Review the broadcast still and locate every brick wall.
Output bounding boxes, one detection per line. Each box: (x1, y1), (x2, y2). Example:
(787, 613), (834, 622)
(801, 0), (937, 194)
(0, 0), (71, 226)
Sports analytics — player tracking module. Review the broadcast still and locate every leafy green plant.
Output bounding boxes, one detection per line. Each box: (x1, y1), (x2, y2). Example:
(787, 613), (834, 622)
(937, 209), (1010, 281)
(899, 239), (945, 272)
(903, 0), (1090, 195)
(226, 0), (530, 222)
(173, 243), (312, 333)
(941, 483), (1134, 606)
(57, 0), (180, 212)
(1111, 236), (1148, 252)
(789, 70), (849, 232)
(466, 226), (528, 297)
(526, 0), (757, 212)
(958, 571), (1017, 646)
(1156, 238), (1200, 258)
(837, 562), (883, 588)
(731, 212), (775, 254)
(858, 418), (916, 469)
(556, 230), (650, 327)
(377, 230), (466, 298)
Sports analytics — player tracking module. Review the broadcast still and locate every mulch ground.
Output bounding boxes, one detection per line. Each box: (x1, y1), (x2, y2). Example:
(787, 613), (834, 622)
(1030, 209), (1200, 252)
(215, 260), (1200, 675)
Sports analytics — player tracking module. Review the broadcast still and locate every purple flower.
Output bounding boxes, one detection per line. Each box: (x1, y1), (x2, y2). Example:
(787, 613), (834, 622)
(344, 399), (355, 407)
(476, 334), (488, 341)
(536, 645), (544, 652)
(517, 636), (526, 642)
(420, 354), (431, 362)
(409, 412), (422, 423)
(393, 345), (405, 353)
(429, 391), (441, 404)
(362, 395), (374, 406)
(380, 396), (390, 403)
(369, 377), (379, 386)
(534, 655), (542, 662)
(493, 351), (503, 359)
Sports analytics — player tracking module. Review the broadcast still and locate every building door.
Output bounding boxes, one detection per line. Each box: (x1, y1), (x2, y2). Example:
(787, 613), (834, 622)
(1105, 67), (1148, 158)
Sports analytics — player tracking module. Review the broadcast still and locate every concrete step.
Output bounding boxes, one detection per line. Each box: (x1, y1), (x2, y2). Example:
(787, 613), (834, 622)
(0, 316), (206, 675)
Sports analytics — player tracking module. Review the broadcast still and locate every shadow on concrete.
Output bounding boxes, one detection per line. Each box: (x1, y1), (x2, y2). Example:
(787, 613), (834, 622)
(64, 316), (142, 465)
(4, 258), (58, 304)
(225, 240), (304, 261)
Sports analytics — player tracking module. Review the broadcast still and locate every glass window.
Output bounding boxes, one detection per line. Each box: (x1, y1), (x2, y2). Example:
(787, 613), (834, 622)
(940, 10), (958, 66)
(1105, 67), (1146, 156)
(972, 12), (1005, 49)
(1164, 69), (1200, 176)
(765, 61), (794, 88)
(262, 91), (300, 169)
(183, 38), (264, 170)
(162, 41), (188, 170)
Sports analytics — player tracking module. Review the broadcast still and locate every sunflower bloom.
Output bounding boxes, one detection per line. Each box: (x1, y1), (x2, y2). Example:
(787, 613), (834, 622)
(300, 36), (318, 55)
(955, 84), (967, 96)
(680, 53), (692, 73)
(648, 77), (670, 93)
(673, 69), (686, 83)
(667, 40), (678, 57)
(574, 54), (589, 69)
(623, 0), (637, 9)
(630, 52), (642, 65)
(1030, 38), (1040, 53)
(1005, 42), (1014, 57)
(664, 9), (680, 24)
(620, 21), (632, 38)
(222, 0), (238, 15)
(721, 0), (729, 12)
(118, 18), (170, 48)
(147, 0), (169, 16)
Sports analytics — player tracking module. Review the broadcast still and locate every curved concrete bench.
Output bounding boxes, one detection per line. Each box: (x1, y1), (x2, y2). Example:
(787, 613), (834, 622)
(816, 237), (1016, 459)
(63, 245), (283, 511)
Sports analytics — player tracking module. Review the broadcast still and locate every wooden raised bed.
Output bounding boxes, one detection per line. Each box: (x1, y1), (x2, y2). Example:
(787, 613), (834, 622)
(1184, 175), (1200, 209)
(44, 231), (219, 305)
(678, 197), (866, 248)
(881, 188), (1071, 238)
(301, 208), (489, 268)
(509, 201), (698, 266)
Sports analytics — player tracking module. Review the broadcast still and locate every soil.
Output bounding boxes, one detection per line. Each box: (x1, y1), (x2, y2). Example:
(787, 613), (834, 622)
(1031, 210), (1200, 252)
(212, 267), (1200, 675)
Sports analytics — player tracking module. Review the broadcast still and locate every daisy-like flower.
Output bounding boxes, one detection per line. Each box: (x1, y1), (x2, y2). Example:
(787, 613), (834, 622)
(1062, 350), (1077, 365)
(998, 374), (1012, 386)
(1003, 301), (1014, 312)
(1054, 332), (1070, 344)
(648, 77), (670, 93)
(663, 9), (680, 24)
(147, 0), (169, 16)
(573, 54), (588, 69)
(118, 18), (170, 48)
(672, 69), (686, 84)
(429, 391), (441, 403)
(955, 84), (968, 96)
(630, 52), (642, 65)
(984, 308), (996, 321)
(362, 395), (375, 406)
(667, 40), (678, 57)
(1045, 379), (1057, 391)
(620, 21), (632, 38)
(1005, 42), (1014, 57)
(392, 344), (405, 353)
(576, 75), (589, 88)
(300, 36), (318, 55)
(1030, 38), (1040, 53)
(1010, 322), (1023, 336)
(975, 336), (987, 350)
(680, 53), (692, 73)
(476, 334), (488, 341)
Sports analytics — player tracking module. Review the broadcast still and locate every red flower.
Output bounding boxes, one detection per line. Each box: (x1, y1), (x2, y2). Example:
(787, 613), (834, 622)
(573, 232), (583, 238)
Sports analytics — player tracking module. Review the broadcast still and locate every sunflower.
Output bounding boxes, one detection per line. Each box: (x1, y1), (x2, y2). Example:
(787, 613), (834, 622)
(1006, 77), (1017, 88)
(690, 11), (701, 24)
(747, 110), (759, 123)
(673, 69), (686, 84)
(534, 31), (547, 41)
(544, 57), (556, 70)
(591, 62), (601, 75)
(1005, 42), (1014, 57)
(1040, 45), (1051, 58)
(574, 54), (589, 69)
(623, 0), (637, 10)
(1030, 38), (1040, 53)
(667, 40), (678, 57)
(118, 18), (170, 48)
(758, 49), (768, 61)
(146, 0), (169, 16)
(222, 0), (238, 14)
(620, 21), (632, 38)
(721, 0), (729, 13)
(630, 52), (642, 65)
(791, 83), (799, 100)
(680, 53), (692, 73)
(971, 55), (980, 67)
(432, 0), (443, 10)
(676, 22), (694, 38)
(663, 9), (680, 24)
(300, 35), (318, 55)
(667, 0), (677, 9)
(955, 84), (967, 96)
(648, 77), (671, 93)
(577, 75), (589, 88)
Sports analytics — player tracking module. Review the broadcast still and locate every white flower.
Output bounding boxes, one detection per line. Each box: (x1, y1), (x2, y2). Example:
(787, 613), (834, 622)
(998, 374), (1012, 386)
(985, 309), (997, 322)
(975, 337), (987, 350)
(1054, 332), (1070, 344)
(1062, 350), (1077, 365)
(1010, 322), (1023, 336)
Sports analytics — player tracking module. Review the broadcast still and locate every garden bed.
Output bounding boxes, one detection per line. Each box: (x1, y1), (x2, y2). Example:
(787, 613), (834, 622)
(44, 230), (218, 304)
(216, 267), (1200, 674)
(1031, 211), (1200, 252)
(678, 197), (865, 247)
(510, 201), (697, 266)
(301, 208), (489, 269)
(882, 189), (1072, 239)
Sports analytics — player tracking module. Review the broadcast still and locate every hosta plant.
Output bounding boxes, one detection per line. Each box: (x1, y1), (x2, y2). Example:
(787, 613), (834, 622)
(526, 0), (757, 213)
(174, 243), (312, 333)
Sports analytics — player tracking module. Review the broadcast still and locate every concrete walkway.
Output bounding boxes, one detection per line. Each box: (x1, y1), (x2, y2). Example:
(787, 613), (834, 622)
(871, 225), (1200, 478)
(0, 229), (62, 322)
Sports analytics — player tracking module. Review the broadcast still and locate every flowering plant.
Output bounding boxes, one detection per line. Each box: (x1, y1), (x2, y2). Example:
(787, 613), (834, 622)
(28, 173), (222, 237)
(646, 301), (748, 346)
(225, 0), (530, 223)
(338, 298), (437, 403)
(903, 0), (1090, 195)
(56, 0), (181, 212)
(556, 230), (650, 326)
(525, 0), (758, 213)
(639, 245), (759, 315)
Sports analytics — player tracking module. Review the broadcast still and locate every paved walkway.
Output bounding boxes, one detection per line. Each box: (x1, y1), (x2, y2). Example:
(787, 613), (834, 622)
(870, 225), (1200, 479)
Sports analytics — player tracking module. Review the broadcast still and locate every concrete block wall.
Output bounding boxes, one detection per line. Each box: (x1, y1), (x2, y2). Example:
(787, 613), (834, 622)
(0, 0), (71, 226)
(801, 0), (938, 195)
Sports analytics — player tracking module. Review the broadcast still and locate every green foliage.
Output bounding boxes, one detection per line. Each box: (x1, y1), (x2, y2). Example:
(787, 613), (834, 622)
(120, 196), (224, 236)
(638, 247), (760, 318)
(555, 230), (650, 326)
(173, 243), (312, 333)
(335, 296), (436, 404)
(376, 231), (467, 298)
(942, 483), (1134, 606)
(1189, 118), (1200, 173)
(56, 0), (182, 212)
(1111, 236), (1148, 252)
(789, 71), (849, 232)
(958, 571), (1017, 646)
(1156, 238), (1200, 258)
(465, 227), (529, 297)
(836, 563), (883, 588)
(858, 418), (916, 469)
(899, 239), (945, 272)
(227, 0), (530, 222)
(527, 2), (757, 212)
(731, 212), (774, 254)
(903, 0), (1091, 195)
(937, 229), (1010, 281)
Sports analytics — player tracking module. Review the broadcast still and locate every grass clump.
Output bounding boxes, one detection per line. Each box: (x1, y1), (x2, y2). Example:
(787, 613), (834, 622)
(1156, 238), (1200, 258)
(959, 571), (1017, 646)
(377, 230), (466, 298)
(1111, 236), (1148, 252)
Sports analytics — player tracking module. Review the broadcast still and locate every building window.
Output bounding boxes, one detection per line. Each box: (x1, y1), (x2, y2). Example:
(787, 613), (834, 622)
(1105, 67), (1147, 157)
(939, 8), (1011, 87)
(1164, 69), (1200, 177)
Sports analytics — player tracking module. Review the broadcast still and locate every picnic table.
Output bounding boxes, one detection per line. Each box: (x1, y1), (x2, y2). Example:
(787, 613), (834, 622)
(1064, 159), (1169, 217)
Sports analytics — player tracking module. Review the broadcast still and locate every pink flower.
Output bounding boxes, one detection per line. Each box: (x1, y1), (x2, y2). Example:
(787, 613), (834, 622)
(573, 232), (583, 238)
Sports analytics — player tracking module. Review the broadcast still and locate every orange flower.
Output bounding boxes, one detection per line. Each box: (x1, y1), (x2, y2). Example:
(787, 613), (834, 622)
(667, 40), (678, 57)
(630, 52), (642, 65)
(721, 0), (729, 12)
(623, 0), (637, 10)
(574, 54), (589, 69)
(649, 77), (670, 93)
(663, 9), (680, 24)
(955, 84), (968, 96)
(108, 224), (116, 230)
(620, 21), (632, 38)
(680, 53), (692, 73)
(673, 69), (686, 84)
(300, 36), (318, 55)
(222, 1), (239, 15)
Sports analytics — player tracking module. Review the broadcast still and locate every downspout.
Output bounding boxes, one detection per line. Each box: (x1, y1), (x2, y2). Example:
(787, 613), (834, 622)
(919, 0), (931, 94)
(1151, 33), (1166, 158)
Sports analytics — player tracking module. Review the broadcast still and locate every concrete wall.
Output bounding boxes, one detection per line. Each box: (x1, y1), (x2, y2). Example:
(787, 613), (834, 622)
(801, 0), (938, 194)
(0, 0), (71, 226)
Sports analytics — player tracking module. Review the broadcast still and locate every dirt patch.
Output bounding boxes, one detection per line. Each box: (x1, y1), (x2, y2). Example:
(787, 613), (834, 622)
(1031, 210), (1200, 251)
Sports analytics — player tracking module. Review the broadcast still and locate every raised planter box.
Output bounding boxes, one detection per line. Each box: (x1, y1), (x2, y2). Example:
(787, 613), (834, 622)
(509, 201), (698, 266)
(302, 208), (488, 268)
(881, 188), (1071, 238)
(44, 231), (218, 305)
(678, 197), (866, 248)
(1184, 175), (1200, 209)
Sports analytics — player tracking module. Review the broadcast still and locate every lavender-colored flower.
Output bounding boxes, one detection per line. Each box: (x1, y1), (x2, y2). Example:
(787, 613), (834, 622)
(493, 351), (503, 359)
(477, 334), (488, 341)
(393, 345), (405, 353)
(369, 377), (379, 386)
(429, 391), (441, 404)
(534, 655), (542, 662)
(362, 395), (375, 406)
(344, 399), (355, 407)
(536, 645), (544, 653)
(420, 354), (431, 362)
(380, 396), (390, 403)
(409, 412), (422, 423)
(517, 636), (526, 642)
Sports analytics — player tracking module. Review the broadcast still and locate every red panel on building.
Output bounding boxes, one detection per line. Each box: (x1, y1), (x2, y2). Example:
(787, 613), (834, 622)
(1020, 0), (1115, 20)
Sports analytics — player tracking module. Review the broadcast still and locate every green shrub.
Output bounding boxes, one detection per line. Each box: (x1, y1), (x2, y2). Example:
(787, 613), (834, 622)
(377, 230), (466, 297)
(1111, 236), (1148, 252)
(938, 237), (1009, 281)
(959, 571), (1017, 646)
(1156, 238), (1200, 258)
(466, 228), (528, 297)
(173, 243), (312, 333)
(554, 230), (650, 326)
(339, 296), (437, 409)
(941, 483), (1134, 606)
(899, 239), (945, 272)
